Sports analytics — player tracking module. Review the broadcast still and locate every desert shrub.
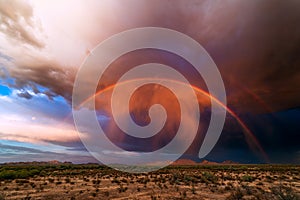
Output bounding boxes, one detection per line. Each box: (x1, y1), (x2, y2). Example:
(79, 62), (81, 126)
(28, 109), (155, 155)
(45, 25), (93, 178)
(223, 174), (234, 181)
(151, 195), (157, 200)
(271, 185), (299, 200)
(0, 193), (5, 200)
(183, 175), (195, 184)
(191, 185), (196, 194)
(0, 170), (16, 180)
(16, 170), (30, 179)
(118, 185), (127, 193)
(104, 191), (109, 197)
(241, 175), (254, 182)
(83, 177), (89, 182)
(120, 178), (128, 184)
(0, 168), (41, 180)
(256, 181), (263, 186)
(48, 178), (54, 183)
(29, 182), (36, 188)
(92, 179), (101, 185)
(65, 177), (70, 183)
(226, 187), (244, 200)
(202, 172), (218, 184)
(23, 194), (31, 200)
(243, 185), (253, 195)
(265, 175), (272, 180)
(55, 181), (62, 185)
(28, 169), (40, 177)
(111, 178), (120, 184)
(16, 179), (30, 184)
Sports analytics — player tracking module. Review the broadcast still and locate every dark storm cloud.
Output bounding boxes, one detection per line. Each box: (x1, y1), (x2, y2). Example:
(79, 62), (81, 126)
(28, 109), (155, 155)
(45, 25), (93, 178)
(17, 90), (32, 99)
(205, 107), (300, 164)
(0, 0), (44, 48)
(109, 0), (300, 113)
(8, 60), (76, 102)
(221, 0), (300, 113)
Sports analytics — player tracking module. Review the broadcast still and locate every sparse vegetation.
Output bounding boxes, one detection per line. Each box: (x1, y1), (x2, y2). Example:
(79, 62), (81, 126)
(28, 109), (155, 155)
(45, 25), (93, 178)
(0, 163), (298, 199)
(226, 187), (244, 200)
(0, 193), (5, 200)
(271, 185), (300, 200)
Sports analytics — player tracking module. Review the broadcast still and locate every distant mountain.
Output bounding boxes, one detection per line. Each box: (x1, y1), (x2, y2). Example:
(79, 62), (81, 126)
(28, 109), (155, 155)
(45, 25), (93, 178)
(199, 160), (218, 165)
(171, 159), (239, 165)
(221, 160), (239, 164)
(1, 159), (239, 166)
(1, 160), (72, 166)
(171, 159), (198, 165)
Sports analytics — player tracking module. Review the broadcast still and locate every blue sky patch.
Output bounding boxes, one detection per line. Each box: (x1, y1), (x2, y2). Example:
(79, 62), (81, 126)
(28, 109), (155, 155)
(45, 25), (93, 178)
(0, 84), (11, 96)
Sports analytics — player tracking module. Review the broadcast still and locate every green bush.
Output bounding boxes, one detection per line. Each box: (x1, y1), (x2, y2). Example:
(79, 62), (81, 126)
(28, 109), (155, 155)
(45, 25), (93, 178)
(241, 175), (254, 182)
(17, 170), (30, 179)
(0, 170), (17, 180)
(0, 168), (41, 180)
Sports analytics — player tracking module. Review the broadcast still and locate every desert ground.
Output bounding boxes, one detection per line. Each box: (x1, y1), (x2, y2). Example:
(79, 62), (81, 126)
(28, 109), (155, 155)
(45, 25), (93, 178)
(0, 162), (299, 200)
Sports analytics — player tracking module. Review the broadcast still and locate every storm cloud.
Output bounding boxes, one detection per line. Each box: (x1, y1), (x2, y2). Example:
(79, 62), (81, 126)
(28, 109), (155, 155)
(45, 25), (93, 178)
(1, 0), (299, 112)
(0, 0), (299, 164)
(9, 60), (75, 101)
(107, 0), (300, 113)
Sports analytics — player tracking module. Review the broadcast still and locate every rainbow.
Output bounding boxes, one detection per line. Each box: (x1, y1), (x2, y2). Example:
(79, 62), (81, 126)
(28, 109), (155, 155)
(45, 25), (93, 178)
(73, 78), (269, 162)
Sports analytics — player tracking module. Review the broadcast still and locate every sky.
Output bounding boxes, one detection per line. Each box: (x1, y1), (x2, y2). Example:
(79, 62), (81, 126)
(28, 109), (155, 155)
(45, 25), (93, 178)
(0, 0), (299, 164)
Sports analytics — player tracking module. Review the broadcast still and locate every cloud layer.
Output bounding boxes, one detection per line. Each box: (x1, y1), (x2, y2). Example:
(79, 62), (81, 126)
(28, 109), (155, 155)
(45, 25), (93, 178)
(0, 0), (44, 48)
